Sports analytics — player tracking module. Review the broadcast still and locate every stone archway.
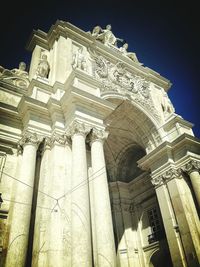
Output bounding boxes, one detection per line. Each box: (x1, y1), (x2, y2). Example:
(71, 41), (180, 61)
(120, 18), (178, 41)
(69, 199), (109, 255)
(149, 249), (173, 267)
(103, 98), (172, 267)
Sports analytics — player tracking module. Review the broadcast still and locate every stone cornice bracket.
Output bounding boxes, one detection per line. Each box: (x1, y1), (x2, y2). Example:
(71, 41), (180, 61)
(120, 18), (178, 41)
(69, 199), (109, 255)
(18, 131), (41, 148)
(65, 121), (91, 139)
(151, 168), (182, 188)
(90, 128), (109, 144)
(180, 160), (200, 175)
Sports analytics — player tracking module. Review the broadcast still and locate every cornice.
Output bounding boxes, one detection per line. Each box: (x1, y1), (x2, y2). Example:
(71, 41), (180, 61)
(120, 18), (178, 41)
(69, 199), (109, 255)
(60, 85), (116, 120)
(26, 20), (171, 91)
(138, 133), (200, 172)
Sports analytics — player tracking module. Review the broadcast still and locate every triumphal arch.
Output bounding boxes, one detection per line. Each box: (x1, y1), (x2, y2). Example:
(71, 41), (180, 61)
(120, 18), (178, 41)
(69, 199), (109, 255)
(0, 20), (200, 267)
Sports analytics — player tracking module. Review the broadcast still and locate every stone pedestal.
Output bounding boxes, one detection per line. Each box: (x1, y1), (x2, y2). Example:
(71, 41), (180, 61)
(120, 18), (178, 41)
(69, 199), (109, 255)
(91, 128), (116, 267)
(5, 132), (39, 267)
(69, 121), (92, 267)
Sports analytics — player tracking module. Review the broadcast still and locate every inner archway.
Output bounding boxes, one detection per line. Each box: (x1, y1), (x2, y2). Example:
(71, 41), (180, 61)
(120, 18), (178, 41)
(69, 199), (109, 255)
(103, 98), (172, 267)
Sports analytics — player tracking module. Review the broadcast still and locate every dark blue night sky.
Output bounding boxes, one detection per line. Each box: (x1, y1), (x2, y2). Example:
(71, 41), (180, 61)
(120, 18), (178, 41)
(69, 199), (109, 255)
(1, 0), (199, 137)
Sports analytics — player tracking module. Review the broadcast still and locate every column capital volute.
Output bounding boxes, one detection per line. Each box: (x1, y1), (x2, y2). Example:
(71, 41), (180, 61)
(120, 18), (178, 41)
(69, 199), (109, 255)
(180, 159), (200, 175)
(50, 132), (69, 147)
(19, 131), (41, 148)
(151, 168), (182, 188)
(66, 121), (91, 139)
(90, 128), (109, 144)
(43, 136), (52, 150)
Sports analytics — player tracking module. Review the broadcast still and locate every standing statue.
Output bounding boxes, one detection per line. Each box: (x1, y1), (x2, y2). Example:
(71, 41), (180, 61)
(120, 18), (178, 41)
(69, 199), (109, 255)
(91, 24), (123, 47)
(36, 54), (50, 78)
(72, 47), (87, 71)
(161, 90), (175, 115)
(119, 43), (138, 62)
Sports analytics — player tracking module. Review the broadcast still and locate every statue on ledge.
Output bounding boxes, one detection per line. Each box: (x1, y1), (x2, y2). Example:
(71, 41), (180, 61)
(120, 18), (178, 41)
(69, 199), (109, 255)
(0, 61), (29, 88)
(119, 43), (139, 62)
(72, 47), (87, 72)
(91, 24), (123, 47)
(36, 54), (50, 78)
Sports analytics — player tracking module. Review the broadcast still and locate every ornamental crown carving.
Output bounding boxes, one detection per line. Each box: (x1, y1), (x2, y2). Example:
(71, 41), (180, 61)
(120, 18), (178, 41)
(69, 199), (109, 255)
(92, 55), (150, 98)
(89, 51), (160, 121)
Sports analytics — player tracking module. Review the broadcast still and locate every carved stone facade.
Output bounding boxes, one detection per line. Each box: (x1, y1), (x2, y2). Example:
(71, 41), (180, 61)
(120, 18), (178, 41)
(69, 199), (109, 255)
(0, 21), (200, 267)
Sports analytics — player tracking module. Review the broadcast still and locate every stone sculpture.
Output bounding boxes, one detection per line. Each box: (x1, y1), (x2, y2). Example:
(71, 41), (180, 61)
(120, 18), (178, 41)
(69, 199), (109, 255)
(72, 47), (87, 71)
(0, 61), (29, 88)
(36, 54), (50, 78)
(91, 24), (123, 47)
(119, 43), (138, 62)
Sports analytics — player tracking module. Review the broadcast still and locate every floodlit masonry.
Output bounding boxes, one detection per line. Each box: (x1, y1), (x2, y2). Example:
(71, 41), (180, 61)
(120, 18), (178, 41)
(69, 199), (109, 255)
(0, 20), (200, 267)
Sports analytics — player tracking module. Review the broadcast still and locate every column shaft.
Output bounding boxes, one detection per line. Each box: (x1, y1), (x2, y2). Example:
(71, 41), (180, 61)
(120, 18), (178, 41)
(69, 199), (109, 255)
(91, 131), (116, 267)
(71, 132), (92, 267)
(189, 170), (200, 208)
(155, 183), (187, 267)
(5, 140), (38, 267)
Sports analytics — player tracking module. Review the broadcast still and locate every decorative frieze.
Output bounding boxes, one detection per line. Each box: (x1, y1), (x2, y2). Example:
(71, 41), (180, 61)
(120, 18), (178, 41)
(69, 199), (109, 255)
(88, 51), (160, 121)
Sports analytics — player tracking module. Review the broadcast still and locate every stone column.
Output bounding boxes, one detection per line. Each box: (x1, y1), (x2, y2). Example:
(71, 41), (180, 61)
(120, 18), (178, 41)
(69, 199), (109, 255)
(151, 173), (188, 267)
(181, 160), (200, 208)
(5, 131), (40, 267)
(90, 128), (116, 267)
(68, 121), (92, 267)
(47, 133), (67, 267)
(152, 168), (200, 267)
(32, 137), (52, 267)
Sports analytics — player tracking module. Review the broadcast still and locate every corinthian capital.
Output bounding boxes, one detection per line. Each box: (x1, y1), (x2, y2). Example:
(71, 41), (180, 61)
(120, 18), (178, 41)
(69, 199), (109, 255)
(90, 128), (109, 143)
(19, 131), (41, 147)
(66, 121), (91, 138)
(151, 168), (182, 188)
(151, 176), (164, 188)
(181, 160), (200, 175)
(51, 132), (68, 146)
(162, 168), (181, 182)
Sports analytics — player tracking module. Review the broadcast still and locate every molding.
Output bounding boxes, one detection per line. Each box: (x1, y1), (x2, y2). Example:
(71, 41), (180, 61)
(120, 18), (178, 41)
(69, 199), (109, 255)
(26, 20), (171, 91)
